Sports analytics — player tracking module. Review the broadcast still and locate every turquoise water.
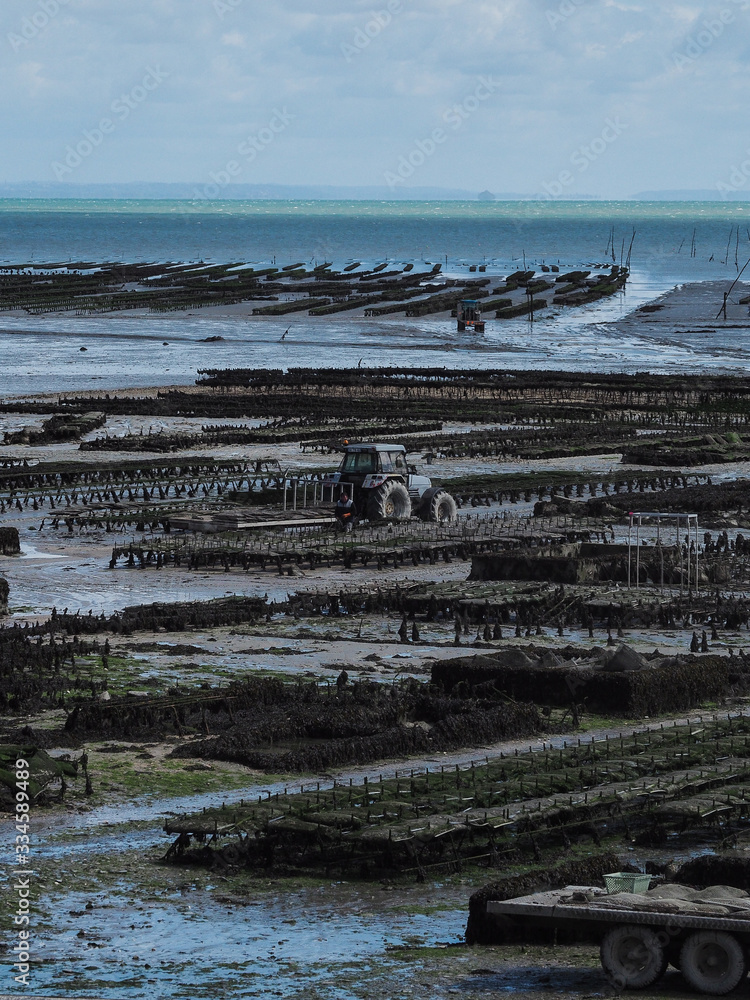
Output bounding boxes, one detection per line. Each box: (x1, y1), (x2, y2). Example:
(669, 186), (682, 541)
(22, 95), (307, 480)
(6, 198), (749, 216)
(2, 198), (749, 279)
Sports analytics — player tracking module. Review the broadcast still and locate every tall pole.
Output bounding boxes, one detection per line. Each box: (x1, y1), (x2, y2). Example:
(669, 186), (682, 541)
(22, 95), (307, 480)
(657, 516), (663, 591)
(694, 516), (699, 595)
(636, 515), (641, 590)
(627, 515), (632, 589)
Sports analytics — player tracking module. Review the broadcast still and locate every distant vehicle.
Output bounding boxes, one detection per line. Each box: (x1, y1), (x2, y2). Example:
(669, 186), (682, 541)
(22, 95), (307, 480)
(457, 298), (485, 333)
(322, 443), (458, 523)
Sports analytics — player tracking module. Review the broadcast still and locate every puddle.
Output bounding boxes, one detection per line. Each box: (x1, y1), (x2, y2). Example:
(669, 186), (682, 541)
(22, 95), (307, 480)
(4, 882), (466, 1000)
(450, 966), (606, 995)
(18, 541), (65, 560)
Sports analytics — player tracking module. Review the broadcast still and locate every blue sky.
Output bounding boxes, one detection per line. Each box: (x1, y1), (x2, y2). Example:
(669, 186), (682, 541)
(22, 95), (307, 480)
(2, 0), (750, 197)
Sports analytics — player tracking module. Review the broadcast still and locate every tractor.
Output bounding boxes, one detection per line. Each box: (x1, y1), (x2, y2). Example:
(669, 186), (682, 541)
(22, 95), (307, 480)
(322, 443), (458, 523)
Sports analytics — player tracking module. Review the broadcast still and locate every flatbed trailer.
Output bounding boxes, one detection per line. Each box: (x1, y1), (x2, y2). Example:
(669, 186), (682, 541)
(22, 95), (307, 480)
(487, 885), (750, 994)
(169, 505), (337, 533)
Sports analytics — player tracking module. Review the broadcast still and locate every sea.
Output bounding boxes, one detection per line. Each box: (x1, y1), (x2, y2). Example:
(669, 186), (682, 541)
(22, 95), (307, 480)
(2, 198), (750, 396)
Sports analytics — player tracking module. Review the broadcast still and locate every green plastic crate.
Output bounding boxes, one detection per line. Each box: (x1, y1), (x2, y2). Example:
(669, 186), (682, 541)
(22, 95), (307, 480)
(603, 872), (652, 894)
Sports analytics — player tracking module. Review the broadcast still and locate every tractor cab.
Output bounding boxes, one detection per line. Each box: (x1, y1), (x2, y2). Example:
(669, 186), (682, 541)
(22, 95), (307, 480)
(339, 445), (409, 478)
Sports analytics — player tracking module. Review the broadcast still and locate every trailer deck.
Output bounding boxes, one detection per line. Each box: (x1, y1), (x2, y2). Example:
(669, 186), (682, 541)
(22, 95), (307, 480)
(169, 505), (337, 532)
(488, 885), (750, 935)
(488, 884), (750, 994)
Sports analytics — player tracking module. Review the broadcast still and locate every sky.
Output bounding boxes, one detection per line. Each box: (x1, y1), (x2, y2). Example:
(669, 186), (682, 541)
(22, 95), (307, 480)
(2, 0), (750, 198)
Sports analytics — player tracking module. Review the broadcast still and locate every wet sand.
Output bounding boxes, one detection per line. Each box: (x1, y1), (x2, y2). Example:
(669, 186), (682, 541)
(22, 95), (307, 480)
(4, 276), (750, 403)
(4, 358), (750, 999)
(16, 702), (745, 1000)
(597, 279), (750, 363)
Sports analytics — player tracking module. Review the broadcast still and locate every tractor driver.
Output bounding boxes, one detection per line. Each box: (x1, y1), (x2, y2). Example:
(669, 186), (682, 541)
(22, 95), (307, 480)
(335, 491), (357, 532)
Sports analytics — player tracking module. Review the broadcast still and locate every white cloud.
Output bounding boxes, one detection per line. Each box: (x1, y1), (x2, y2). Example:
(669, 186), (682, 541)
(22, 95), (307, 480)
(0, 0), (747, 195)
(221, 31), (246, 48)
(13, 61), (48, 99)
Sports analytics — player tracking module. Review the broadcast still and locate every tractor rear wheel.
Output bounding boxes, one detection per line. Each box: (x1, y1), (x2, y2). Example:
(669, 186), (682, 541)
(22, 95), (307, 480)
(367, 481), (411, 521)
(419, 488), (458, 524)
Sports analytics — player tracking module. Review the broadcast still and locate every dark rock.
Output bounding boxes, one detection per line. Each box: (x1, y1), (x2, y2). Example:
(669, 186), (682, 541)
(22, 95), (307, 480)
(673, 853), (750, 892)
(601, 643), (649, 672)
(490, 647), (536, 669)
(0, 527), (21, 555)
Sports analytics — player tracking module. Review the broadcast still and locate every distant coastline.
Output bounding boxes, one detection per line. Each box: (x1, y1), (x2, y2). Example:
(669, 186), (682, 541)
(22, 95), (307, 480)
(0, 182), (747, 202)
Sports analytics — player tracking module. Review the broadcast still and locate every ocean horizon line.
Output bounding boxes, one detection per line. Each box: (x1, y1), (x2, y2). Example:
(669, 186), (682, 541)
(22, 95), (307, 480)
(1, 197), (750, 217)
(0, 183), (749, 205)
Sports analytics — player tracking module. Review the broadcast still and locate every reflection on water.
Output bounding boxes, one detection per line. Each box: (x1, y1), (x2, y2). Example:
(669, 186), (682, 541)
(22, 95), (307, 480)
(19, 542), (65, 560)
(23, 884), (466, 1000)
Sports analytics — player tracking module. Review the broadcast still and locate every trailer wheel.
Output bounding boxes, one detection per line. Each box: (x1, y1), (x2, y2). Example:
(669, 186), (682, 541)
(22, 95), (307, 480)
(666, 942), (682, 971)
(600, 925), (667, 989)
(680, 931), (747, 995)
(419, 487), (458, 524)
(367, 481), (411, 521)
